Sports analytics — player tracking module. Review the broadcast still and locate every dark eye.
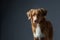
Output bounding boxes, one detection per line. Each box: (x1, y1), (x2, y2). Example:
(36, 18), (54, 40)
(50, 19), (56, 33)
(38, 14), (40, 16)
(32, 13), (36, 16)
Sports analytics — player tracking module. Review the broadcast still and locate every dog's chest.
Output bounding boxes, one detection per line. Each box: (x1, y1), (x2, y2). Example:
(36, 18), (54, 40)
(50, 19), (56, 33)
(33, 24), (45, 38)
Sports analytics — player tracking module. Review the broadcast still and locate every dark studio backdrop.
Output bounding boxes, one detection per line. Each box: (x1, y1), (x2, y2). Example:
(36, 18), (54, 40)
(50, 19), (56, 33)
(1, 0), (60, 40)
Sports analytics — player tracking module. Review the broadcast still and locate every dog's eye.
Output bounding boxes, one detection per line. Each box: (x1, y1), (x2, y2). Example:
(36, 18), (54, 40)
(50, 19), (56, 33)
(32, 13), (36, 16)
(38, 14), (40, 16)
(32, 14), (35, 16)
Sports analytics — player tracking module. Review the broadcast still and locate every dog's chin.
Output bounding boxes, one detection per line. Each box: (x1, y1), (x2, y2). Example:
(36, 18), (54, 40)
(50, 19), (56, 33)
(35, 21), (39, 23)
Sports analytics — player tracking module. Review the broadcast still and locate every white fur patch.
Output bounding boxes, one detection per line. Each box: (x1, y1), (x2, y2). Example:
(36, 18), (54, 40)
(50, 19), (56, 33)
(33, 24), (45, 39)
(33, 15), (37, 23)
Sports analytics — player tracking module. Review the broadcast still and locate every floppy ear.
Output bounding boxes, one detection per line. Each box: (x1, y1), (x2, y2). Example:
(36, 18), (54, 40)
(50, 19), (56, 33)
(26, 9), (33, 20)
(41, 8), (47, 16)
(27, 11), (31, 20)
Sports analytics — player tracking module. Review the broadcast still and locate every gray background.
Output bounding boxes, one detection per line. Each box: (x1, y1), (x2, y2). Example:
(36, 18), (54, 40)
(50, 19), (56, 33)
(1, 0), (60, 40)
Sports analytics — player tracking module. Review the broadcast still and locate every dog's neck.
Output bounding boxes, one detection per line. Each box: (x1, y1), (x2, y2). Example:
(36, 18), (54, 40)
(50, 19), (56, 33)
(32, 18), (46, 38)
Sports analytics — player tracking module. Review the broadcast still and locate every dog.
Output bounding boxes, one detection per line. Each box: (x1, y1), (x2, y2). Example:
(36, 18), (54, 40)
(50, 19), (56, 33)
(26, 8), (53, 40)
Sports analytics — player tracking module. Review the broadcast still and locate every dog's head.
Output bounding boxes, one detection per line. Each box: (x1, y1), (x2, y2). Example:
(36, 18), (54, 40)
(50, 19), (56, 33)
(27, 8), (47, 23)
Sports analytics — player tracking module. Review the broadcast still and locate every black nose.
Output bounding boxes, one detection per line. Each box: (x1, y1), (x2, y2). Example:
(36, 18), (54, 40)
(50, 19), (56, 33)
(35, 20), (38, 23)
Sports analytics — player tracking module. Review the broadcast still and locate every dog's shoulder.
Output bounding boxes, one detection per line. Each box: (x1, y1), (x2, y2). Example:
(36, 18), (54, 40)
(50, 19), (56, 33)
(46, 20), (52, 26)
(46, 20), (53, 29)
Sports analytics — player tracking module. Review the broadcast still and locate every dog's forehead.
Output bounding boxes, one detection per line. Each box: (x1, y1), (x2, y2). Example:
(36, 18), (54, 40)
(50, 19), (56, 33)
(31, 9), (41, 15)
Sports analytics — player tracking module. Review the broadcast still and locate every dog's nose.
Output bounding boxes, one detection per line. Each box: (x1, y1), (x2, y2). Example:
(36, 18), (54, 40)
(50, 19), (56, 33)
(35, 20), (38, 23)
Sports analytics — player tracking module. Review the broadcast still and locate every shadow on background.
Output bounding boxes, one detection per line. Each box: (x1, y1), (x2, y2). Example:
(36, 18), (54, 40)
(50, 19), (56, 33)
(1, 0), (60, 40)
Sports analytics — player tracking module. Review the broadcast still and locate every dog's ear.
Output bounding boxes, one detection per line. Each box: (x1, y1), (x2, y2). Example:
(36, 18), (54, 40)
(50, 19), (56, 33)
(40, 8), (47, 16)
(27, 9), (33, 20)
